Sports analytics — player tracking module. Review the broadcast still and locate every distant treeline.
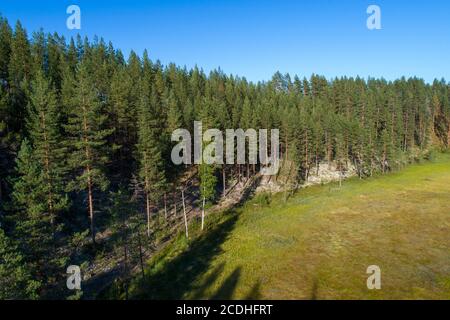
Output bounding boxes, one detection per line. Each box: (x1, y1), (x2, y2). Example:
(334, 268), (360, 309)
(0, 16), (449, 299)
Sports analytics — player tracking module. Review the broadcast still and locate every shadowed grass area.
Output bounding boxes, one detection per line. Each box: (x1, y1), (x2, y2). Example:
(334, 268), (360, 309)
(132, 153), (450, 300)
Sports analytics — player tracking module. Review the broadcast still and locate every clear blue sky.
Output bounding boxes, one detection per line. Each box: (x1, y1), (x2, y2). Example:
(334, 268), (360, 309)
(1, 0), (449, 83)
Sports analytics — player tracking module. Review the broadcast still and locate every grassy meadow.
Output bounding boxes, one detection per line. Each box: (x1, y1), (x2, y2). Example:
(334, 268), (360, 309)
(126, 153), (450, 300)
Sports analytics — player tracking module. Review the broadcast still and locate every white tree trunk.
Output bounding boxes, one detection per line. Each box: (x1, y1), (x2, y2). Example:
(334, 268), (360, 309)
(201, 197), (205, 231)
(182, 189), (188, 238)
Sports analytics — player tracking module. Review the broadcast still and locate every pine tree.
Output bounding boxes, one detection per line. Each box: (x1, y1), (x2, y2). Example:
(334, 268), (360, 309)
(10, 139), (63, 291)
(380, 129), (394, 173)
(65, 62), (113, 245)
(137, 84), (166, 237)
(199, 162), (217, 231)
(109, 65), (137, 182)
(0, 228), (39, 299)
(30, 30), (46, 73)
(240, 97), (257, 177)
(166, 89), (183, 134)
(0, 19), (22, 196)
(27, 69), (68, 229)
(197, 95), (218, 229)
(0, 83), (11, 202)
(334, 132), (347, 187)
(8, 21), (31, 137)
(164, 88), (183, 192)
(0, 15), (12, 82)
(46, 33), (65, 90)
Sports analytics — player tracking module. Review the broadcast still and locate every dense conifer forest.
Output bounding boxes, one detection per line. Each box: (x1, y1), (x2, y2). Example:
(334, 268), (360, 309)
(0, 17), (449, 299)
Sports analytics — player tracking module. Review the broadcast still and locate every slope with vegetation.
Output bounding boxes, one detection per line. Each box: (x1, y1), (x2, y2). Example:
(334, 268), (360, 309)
(124, 152), (450, 300)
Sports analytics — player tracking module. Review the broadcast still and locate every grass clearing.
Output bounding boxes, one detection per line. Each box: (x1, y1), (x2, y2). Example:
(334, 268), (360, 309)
(129, 153), (450, 300)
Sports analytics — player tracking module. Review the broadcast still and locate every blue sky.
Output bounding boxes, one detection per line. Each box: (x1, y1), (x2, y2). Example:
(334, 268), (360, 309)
(1, 0), (449, 83)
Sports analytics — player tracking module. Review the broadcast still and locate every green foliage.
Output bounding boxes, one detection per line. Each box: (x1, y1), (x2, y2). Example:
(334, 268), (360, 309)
(137, 79), (167, 201)
(10, 139), (67, 290)
(65, 61), (113, 194)
(0, 18), (449, 299)
(27, 69), (69, 223)
(0, 228), (40, 299)
(254, 192), (272, 207)
(199, 162), (217, 203)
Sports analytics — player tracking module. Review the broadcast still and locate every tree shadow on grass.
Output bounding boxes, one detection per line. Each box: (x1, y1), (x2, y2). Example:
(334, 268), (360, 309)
(244, 280), (262, 300)
(211, 267), (242, 299)
(131, 212), (240, 299)
(310, 278), (318, 300)
(191, 262), (226, 299)
(197, 266), (262, 300)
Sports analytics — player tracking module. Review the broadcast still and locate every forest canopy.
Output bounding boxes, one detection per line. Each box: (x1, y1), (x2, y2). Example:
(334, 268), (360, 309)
(0, 15), (449, 299)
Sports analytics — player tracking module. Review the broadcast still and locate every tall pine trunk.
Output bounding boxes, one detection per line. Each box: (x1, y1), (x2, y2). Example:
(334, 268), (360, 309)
(123, 241), (129, 300)
(87, 168), (95, 245)
(83, 103), (96, 246)
(40, 111), (56, 231)
(144, 154), (151, 237)
(145, 190), (151, 237)
(137, 230), (145, 278)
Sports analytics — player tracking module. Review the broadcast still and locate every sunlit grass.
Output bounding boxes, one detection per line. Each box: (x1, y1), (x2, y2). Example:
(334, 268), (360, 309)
(132, 153), (450, 300)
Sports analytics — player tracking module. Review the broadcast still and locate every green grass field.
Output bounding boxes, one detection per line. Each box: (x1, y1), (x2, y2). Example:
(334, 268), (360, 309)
(129, 153), (450, 300)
